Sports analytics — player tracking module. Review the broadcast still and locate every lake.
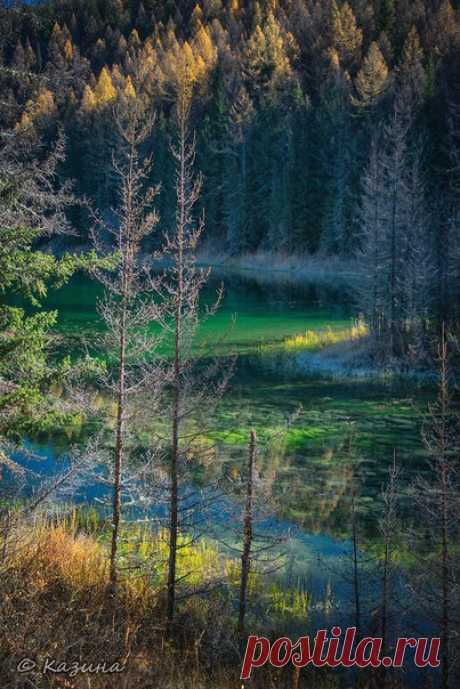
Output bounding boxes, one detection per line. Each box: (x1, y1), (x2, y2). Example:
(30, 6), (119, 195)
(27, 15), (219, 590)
(10, 268), (434, 644)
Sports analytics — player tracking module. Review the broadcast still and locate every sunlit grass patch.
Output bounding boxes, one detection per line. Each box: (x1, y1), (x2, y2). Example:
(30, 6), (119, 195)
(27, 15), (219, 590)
(283, 322), (368, 352)
(265, 583), (310, 623)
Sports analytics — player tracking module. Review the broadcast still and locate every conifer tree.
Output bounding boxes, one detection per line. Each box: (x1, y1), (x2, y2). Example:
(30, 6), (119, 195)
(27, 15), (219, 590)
(94, 66), (117, 107)
(398, 26), (426, 103)
(357, 93), (432, 358)
(159, 60), (231, 632)
(332, 1), (363, 72)
(410, 333), (460, 689)
(0, 130), (101, 442)
(353, 41), (390, 109)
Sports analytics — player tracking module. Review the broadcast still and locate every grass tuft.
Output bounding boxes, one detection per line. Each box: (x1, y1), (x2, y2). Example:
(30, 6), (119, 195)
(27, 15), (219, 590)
(283, 322), (368, 352)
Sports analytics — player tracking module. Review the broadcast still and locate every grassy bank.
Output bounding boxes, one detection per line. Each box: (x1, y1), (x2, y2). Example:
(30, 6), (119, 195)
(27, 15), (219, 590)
(0, 511), (343, 689)
(0, 512), (413, 688)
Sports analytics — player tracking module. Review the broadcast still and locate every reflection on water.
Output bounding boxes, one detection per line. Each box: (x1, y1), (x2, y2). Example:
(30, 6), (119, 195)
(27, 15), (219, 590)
(5, 271), (434, 639)
(7, 271), (430, 537)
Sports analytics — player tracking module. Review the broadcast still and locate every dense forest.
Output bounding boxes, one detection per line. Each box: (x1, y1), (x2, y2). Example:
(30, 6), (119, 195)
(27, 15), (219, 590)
(1, 0), (460, 358)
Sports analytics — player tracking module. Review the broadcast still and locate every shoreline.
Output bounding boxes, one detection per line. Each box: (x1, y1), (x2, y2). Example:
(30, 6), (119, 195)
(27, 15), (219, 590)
(44, 242), (438, 381)
(196, 249), (360, 284)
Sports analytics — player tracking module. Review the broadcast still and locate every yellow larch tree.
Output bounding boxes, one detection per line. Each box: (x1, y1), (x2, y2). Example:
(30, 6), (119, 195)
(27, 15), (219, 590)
(94, 66), (117, 106)
(80, 83), (97, 112)
(16, 88), (57, 131)
(123, 75), (136, 100)
(63, 39), (74, 62)
(332, 1), (362, 70)
(353, 42), (389, 108)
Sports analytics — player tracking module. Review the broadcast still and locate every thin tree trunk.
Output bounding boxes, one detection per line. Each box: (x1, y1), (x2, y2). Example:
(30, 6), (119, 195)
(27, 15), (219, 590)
(109, 135), (134, 594)
(351, 491), (361, 633)
(92, 107), (160, 598)
(380, 457), (398, 688)
(441, 469), (450, 689)
(166, 313), (180, 631)
(238, 429), (256, 646)
(390, 180), (398, 358)
(166, 106), (186, 633)
(381, 536), (389, 655)
(439, 329), (450, 689)
(110, 291), (127, 592)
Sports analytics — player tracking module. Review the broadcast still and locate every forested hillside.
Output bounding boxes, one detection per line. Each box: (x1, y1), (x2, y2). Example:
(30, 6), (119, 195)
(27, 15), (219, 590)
(1, 0), (460, 357)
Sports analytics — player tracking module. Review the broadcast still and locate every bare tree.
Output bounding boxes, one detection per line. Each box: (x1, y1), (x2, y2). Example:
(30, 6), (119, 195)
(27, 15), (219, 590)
(410, 329), (460, 689)
(357, 92), (433, 362)
(350, 488), (361, 634)
(379, 456), (400, 686)
(357, 136), (385, 340)
(91, 102), (164, 594)
(238, 429), (256, 645)
(159, 66), (231, 633)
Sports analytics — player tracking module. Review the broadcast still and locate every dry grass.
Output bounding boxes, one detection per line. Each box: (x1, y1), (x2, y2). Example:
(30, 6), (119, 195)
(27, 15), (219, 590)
(0, 514), (405, 689)
(0, 515), (163, 688)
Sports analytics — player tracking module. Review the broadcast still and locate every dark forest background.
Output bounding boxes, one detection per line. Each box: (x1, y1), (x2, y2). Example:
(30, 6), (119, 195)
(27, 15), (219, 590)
(1, 0), (460, 357)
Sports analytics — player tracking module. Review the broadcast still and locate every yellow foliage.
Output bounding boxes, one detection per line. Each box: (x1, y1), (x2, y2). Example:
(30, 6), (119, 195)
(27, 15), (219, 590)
(195, 55), (207, 83)
(182, 40), (196, 77)
(34, 88), (56, 116)
(328, 47), (341, 71)
(353, 42), (389, 108)
(129, 28), (141, 47)
(245, 11), (295, 92)
(191, 3), (203, 31)
(111, 63), (124, 86)
(50, 21), (64, 46)
(332, 1), (362, 67)
(401, 26), (424, 73)
(16, 88), (56, 129)
(80, 84), (97, 111)
(63, 38), (73, 61)
(94, 66), (117, 106)
(123, 75), (136, 99)
(194, 24), (217, 66)
(16, 112), (33, 131)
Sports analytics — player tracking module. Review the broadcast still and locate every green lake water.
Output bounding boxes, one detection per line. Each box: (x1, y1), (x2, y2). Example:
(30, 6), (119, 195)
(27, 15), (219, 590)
(26, 269), (430, 543)
(10, 267), (438, 642)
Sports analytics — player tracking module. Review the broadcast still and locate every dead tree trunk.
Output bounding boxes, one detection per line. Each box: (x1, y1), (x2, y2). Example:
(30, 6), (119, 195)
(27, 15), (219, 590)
(379, 457), (399, 687)
(166, 76), (190, 634)
(438, 331), (450, 689)
(110, 291), (127, 592)
(166, 230), (182, 632)
(351, 490), (361, 634)
(238, 429), (256, 646)
(109, 140), (133, 594)
(91, 103), (160, 596)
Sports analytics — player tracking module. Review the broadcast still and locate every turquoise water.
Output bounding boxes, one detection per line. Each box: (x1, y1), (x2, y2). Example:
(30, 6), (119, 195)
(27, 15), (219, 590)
(12, 270), (430, 538)
(7, 269), (436, 653)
